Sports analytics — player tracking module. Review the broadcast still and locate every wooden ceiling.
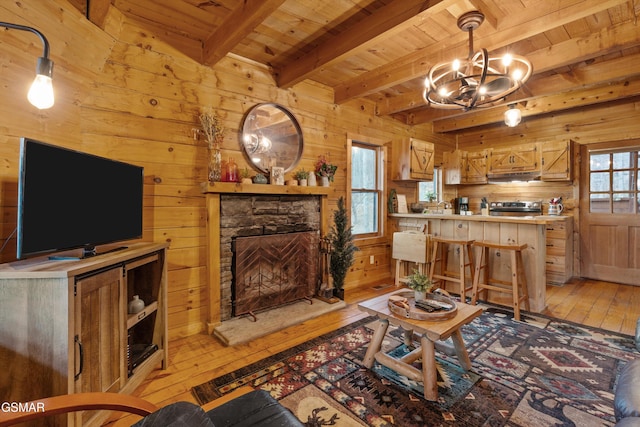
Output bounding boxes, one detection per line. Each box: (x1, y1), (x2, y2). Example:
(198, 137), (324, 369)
(81, 0), (640, 132)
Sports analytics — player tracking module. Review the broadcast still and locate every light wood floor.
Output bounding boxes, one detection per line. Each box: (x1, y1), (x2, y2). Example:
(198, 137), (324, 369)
(104, 278), (639, 426)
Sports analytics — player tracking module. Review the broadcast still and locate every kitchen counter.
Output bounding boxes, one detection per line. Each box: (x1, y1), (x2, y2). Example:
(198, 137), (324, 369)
(389, 214), (572, 313)
(390, 213), (569, 224)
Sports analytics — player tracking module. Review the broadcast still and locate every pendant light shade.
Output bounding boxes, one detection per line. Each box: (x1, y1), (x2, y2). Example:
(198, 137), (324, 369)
(423, 11), (532, 111)
(504, 104), (522, 127)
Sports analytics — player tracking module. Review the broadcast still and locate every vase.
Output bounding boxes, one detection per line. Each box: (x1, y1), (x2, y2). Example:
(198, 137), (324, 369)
(320, 176), (330, 187)
(414, 290), (426, 301)
(299, 178), (307, 186)
(128, 295), (145, 314)
(308, 173), (317, 186)
(208, 143), (222, 182)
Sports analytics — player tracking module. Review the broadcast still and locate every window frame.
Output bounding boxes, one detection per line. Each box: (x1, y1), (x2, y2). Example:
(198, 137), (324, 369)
(347, 134), (387, 243)
(588, 146), (640, 214)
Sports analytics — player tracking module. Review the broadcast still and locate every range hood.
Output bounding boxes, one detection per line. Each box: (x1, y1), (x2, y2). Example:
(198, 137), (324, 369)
(487, 171), (541, 183)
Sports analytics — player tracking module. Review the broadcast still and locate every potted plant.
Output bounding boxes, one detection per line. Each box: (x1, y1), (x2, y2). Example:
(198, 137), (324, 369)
(328, 197), (359, 299)
(294, 168), (309, 186)
(407, 269), (433, 301)
(315, 155), (338, 186)
(239, 167), (252, 184)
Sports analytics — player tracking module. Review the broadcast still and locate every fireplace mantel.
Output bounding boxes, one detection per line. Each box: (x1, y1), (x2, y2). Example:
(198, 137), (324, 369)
(202, 182), (332, 333)
(201, 181), (333, 196)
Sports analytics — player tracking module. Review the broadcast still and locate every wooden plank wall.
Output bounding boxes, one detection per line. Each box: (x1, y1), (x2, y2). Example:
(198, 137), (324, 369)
(0, 0), (454, 339)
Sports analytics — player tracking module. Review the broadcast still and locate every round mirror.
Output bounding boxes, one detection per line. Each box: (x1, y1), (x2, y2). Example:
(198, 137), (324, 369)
(240, 103), (303, 174)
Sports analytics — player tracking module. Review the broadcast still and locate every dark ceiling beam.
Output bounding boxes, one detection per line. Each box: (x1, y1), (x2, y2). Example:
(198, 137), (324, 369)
(202, 0), (286, 66)
(334, 0), (630, 104)
(86, 0), (111, 28)
(276, 0), (448, 89)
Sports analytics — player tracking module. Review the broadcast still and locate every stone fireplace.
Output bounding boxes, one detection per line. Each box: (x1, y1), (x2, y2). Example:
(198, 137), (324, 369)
(219, 194), (321, 321)
(202, 182), (331, 332)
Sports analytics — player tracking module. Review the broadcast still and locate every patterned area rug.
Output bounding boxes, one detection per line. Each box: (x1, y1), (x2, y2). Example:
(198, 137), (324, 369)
(193, 307), (638, 426)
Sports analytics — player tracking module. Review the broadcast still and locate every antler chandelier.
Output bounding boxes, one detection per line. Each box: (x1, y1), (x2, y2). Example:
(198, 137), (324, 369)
(423, 11), (532, 110)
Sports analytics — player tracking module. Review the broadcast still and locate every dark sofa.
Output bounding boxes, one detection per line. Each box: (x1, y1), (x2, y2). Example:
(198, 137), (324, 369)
(0, 387), (303, 426)
(614, 358), (640, 427)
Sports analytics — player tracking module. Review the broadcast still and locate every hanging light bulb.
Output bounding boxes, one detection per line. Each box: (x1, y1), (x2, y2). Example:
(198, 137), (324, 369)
(504, 104), (522, 127)
(0, 22), (55, 109)
(27, 56), (54, 109)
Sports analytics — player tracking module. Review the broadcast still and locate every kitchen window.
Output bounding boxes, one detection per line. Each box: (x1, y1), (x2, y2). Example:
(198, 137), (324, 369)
(589, 147), (640, 214)
(417, 168), (441, 202)
(350, 140), (384, 237)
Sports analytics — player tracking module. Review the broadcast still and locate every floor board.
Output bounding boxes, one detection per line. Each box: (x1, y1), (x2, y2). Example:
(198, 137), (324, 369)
(103, 279), (639, 426)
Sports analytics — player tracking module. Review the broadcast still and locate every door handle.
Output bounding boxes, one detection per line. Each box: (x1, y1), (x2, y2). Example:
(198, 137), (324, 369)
(74, 335), (84, 381)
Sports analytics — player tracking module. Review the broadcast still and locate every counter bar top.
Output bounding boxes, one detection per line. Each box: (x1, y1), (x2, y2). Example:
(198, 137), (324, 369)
(389, 213), (569, 224)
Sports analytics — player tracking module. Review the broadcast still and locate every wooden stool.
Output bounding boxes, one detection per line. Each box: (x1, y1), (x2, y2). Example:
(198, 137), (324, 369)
(428, 237), (475, 301)
(392, 232), (431, 286)
(471, 241), (530, 321)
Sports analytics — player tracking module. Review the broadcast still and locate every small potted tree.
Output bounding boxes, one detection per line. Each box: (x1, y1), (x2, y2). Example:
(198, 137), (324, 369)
(328, 197), (359, 300)
(407, 269), (433, 301)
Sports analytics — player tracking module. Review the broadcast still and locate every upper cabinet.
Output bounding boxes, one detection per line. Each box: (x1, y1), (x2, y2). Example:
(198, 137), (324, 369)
(541, 140), (574, 181)
(464, 149), (489, 184)
(488, 143), (539, 175)
(443, 149), (488, 184)
(392, 138), (434, 181)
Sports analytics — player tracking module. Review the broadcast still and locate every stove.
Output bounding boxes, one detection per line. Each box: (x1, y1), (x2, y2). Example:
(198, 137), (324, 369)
(489, 200), (542, 216)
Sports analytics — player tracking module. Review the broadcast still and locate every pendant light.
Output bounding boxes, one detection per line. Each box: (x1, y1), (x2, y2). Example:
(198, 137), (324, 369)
(504, 104), (522, 127)
(423, 11), (532, 111)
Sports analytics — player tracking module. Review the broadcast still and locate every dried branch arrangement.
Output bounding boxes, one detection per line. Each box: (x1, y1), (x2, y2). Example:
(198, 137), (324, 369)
(199, 109), (225, 148)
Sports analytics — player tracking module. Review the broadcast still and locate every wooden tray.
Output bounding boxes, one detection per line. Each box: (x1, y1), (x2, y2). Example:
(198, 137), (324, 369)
(388, 290), (458, 321)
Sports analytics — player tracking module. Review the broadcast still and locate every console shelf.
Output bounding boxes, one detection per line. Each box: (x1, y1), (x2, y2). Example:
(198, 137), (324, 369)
(0, 242), (168, 427)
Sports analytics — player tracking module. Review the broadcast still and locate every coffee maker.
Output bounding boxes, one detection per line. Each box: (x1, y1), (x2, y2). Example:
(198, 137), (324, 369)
(454, 197), (469, 214)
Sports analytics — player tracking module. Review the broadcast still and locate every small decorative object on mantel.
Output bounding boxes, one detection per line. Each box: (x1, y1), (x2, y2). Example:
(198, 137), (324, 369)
(199, 108), (225, 182)
(294, 168), (309, 186)
(328, 197), (359, 300)
(307, 170), (317, 186)
(253, 173), (267, 184)
(270, 166), (284, 185)
(315, 154), (337, 187)
(239, 167), (252, 184)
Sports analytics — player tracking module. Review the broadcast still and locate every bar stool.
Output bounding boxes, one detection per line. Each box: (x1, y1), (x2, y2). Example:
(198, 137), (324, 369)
(471, 241), (530, 321)
(428, 237), (475, 301)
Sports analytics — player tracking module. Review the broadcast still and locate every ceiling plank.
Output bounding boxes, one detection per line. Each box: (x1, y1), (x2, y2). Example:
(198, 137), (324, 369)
(202, 0), (286, 66)
(334, 0), (630, 103)
(377, 17), (640, 117)
(276, 0), (448, 89)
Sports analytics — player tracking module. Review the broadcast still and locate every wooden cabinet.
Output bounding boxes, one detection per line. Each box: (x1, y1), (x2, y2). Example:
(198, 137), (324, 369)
(545, 219), (574, 285)
(463, 149), (488, 184)
(443, 150), (462, 184)
(541, 140), (573, 181)
(392, 137), (434, 181)
(0, 242), (168, 427)
(488, 144), (539, 175)
(443, 149), (488, 184)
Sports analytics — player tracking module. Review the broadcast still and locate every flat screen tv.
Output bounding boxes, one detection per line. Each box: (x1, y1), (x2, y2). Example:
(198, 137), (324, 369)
(17, 138), (144, 259)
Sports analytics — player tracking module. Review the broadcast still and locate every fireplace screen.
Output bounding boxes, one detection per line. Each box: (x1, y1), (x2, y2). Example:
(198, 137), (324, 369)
(233, 231), (319, 318)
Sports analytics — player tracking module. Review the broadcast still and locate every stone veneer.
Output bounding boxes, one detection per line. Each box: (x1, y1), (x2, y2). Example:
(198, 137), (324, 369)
(219, 194), (321, 321)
